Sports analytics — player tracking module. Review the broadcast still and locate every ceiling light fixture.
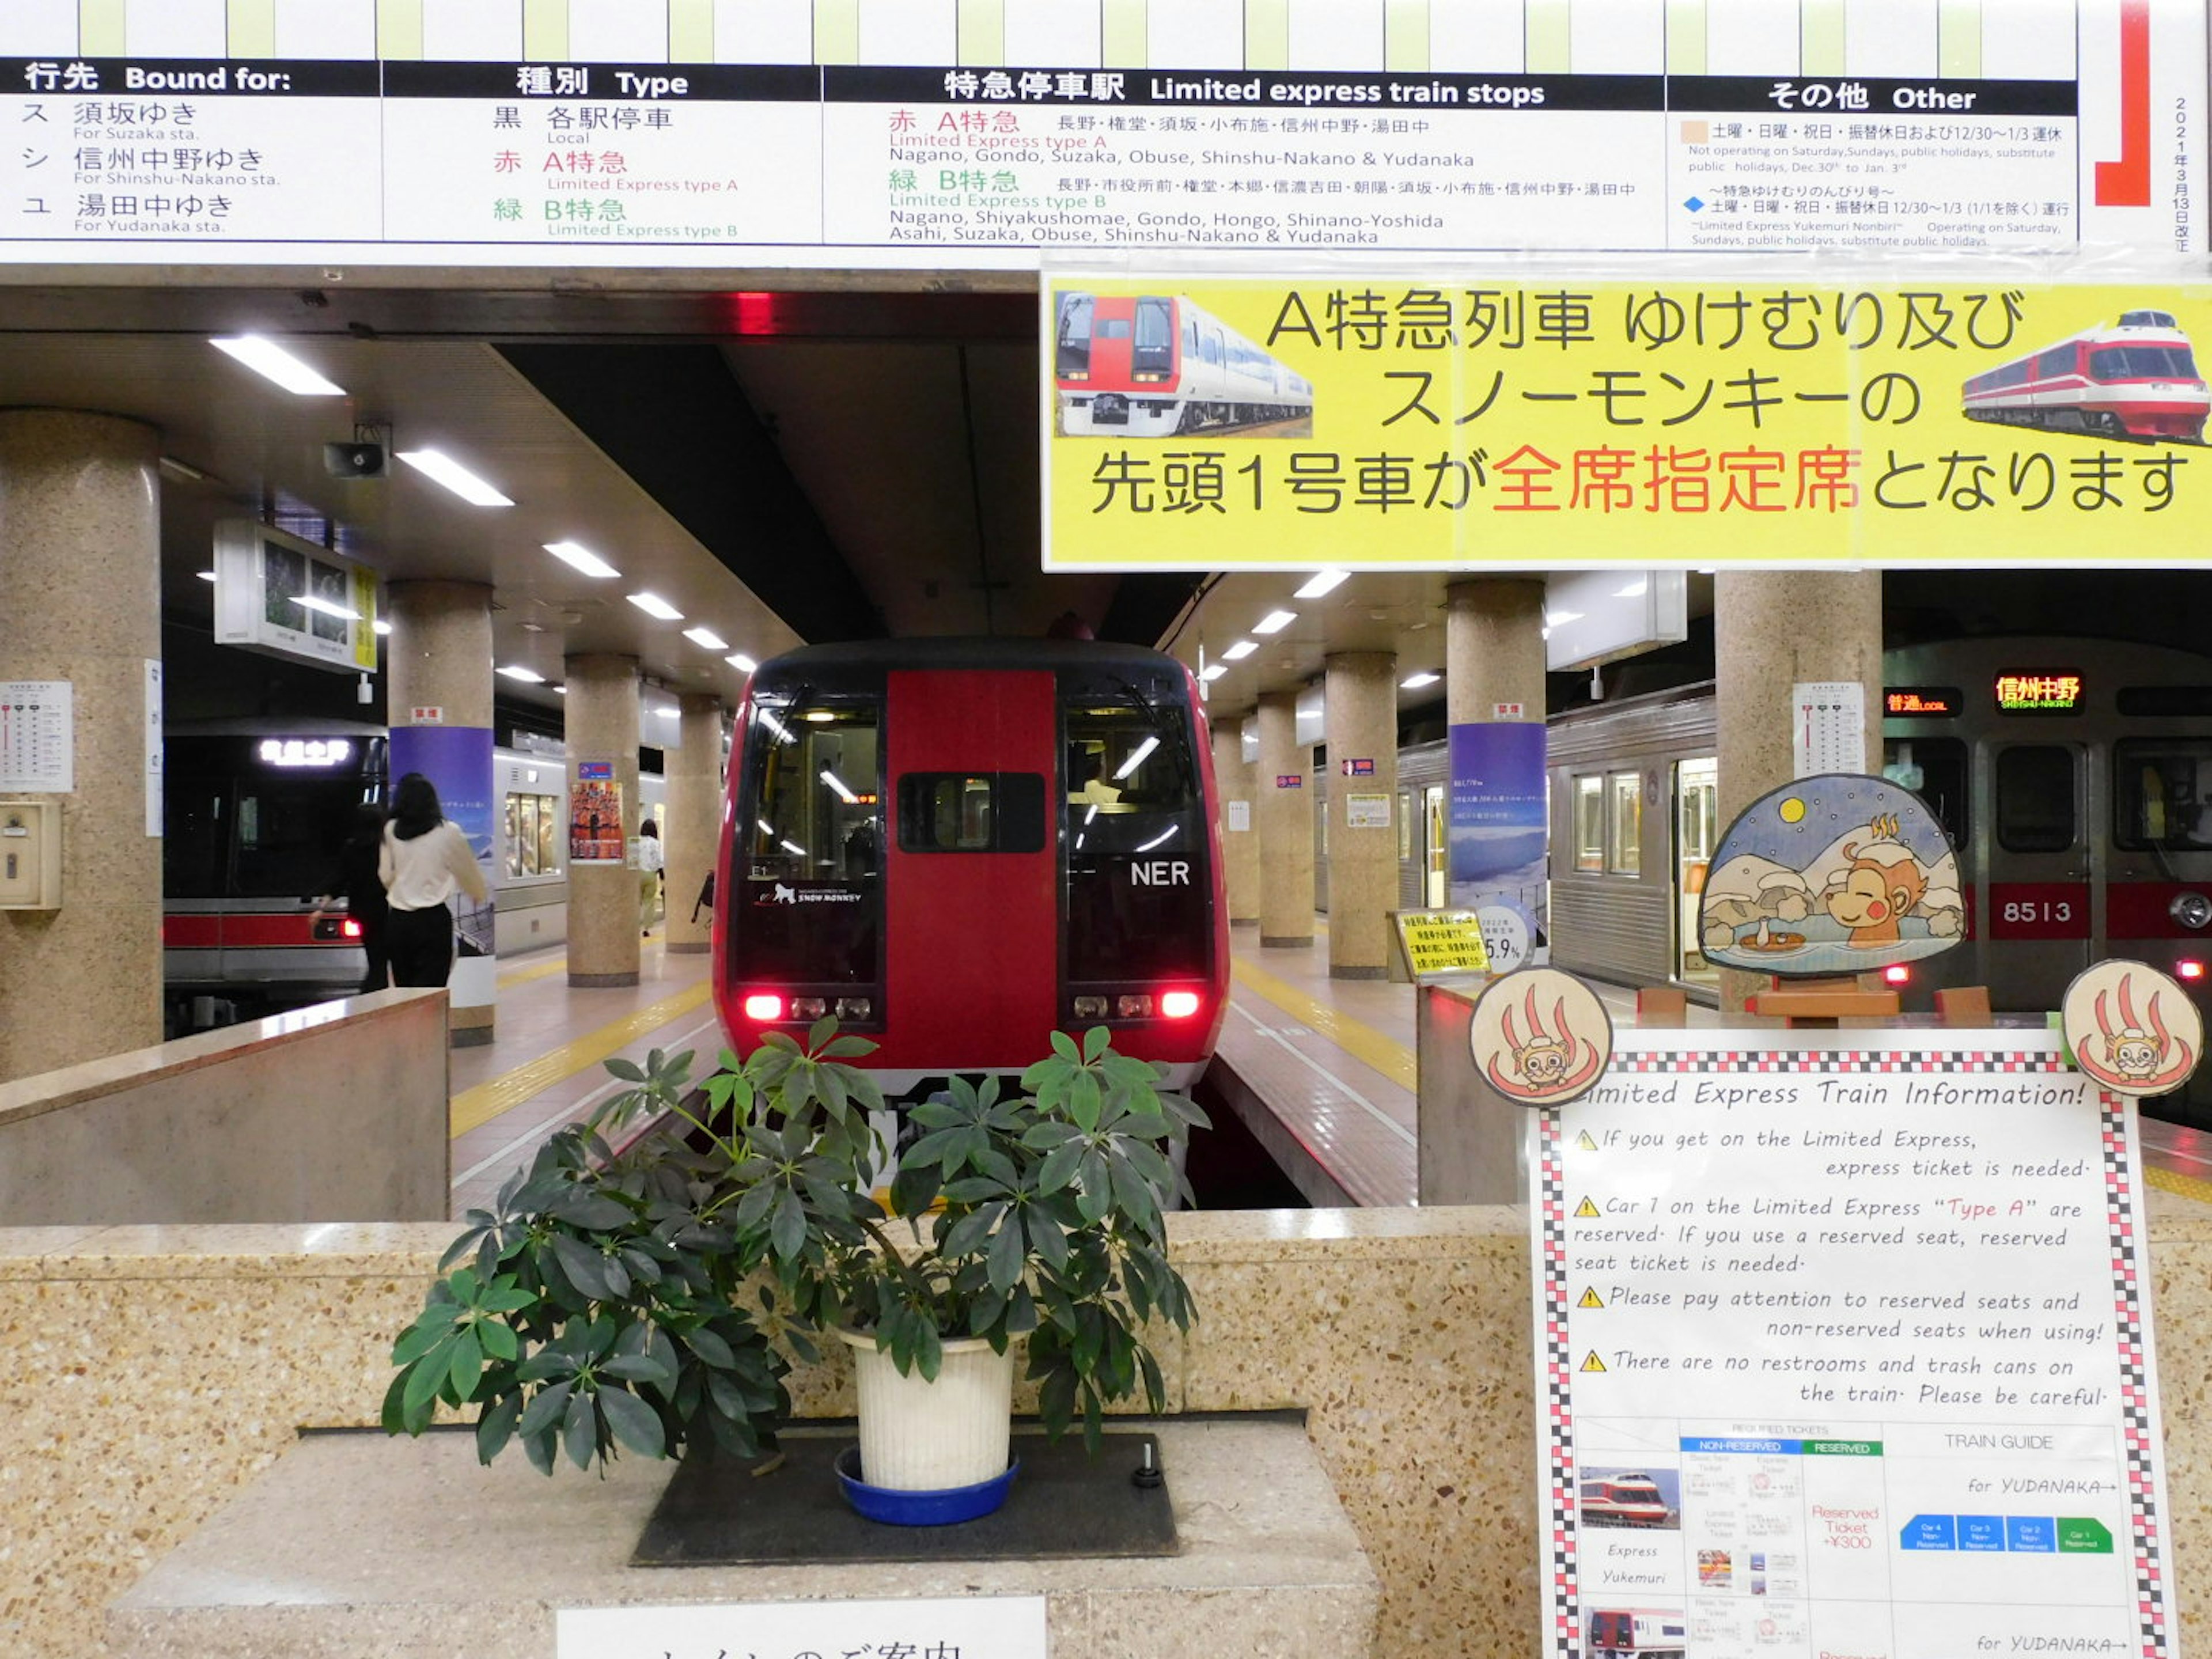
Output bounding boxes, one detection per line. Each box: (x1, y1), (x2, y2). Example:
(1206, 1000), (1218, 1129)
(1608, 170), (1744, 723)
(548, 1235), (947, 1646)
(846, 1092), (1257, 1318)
(1400, 671), (1441, 689)
(725, 653), (757, 673)
(395, 448), (514, 507)
(683, 627), (729, 651)
(1199, 664), (1228, 681)
(543, 540), (619, 578)
(1221, 639), (1258, 661)
(209, 335), (346, 397)
(158, 456), (208, 484)
(626, 592), (683, 621)
(373, 619), (392, 636)
(497, 665), (546, 683)
(1293, 570), (1348, 599)
(196, 569), (217, 582)
(1252, 609), (1297, 634)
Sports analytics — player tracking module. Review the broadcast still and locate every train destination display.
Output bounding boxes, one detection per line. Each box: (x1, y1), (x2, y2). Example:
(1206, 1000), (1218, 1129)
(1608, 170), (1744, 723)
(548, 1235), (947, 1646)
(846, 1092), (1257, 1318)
(1043, 277), (2212, 572)
(1531, 1028), (2176, 1659)
(0, 0), (2199, 266)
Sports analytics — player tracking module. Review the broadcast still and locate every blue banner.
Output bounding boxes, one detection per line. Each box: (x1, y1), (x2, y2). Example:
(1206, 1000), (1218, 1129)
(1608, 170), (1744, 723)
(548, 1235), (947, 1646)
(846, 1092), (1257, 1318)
(1448, 721), (1548, 968)
(389, 723), (497, 956)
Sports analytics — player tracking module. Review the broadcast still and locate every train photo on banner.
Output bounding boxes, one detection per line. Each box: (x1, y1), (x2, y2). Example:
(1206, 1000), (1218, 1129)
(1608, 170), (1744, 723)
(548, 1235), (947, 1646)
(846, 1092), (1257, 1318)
(1960, 308), (2210, 442)
(714, 639), (1229, 1098)
(1540, 635), (2212, 1126)
(1053, 290), (1315, 438)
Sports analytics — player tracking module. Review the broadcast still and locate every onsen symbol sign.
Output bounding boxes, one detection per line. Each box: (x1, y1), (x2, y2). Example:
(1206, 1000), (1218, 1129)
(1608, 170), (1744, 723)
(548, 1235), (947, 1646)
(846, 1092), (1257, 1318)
(1469, 967), (1615, 1109)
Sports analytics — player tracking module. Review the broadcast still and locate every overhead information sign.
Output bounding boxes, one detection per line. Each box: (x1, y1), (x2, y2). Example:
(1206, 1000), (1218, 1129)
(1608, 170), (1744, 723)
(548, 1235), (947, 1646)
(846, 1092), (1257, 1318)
(0, 0), (2198, 266)
(1043, 277), (2212, 570)
(1531, 1028), (2176, 1659)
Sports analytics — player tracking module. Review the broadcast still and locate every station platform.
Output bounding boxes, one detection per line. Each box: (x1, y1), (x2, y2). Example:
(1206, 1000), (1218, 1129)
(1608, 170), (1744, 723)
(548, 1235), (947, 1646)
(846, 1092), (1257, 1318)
(447, 921), (2212, 1221)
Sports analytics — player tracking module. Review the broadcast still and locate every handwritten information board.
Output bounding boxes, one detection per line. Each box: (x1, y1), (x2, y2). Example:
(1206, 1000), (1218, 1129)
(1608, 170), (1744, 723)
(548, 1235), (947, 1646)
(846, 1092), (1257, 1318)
(1530, 1029), (2174, 1659)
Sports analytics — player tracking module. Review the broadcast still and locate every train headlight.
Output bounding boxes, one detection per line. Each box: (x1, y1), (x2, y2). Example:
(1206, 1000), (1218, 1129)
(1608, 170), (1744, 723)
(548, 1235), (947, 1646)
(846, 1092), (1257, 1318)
(791, 997), (828, 1020)
(743, 993), (784, 1021)
(1117, 993), (1155, 1018)
(1160, 991), (1201, 1019)
(1132, 372), (1166, 382)
(835, 997), (873, 1021)
(1073, 995), (1109, 1020)
(2169, 892), (2212, 930)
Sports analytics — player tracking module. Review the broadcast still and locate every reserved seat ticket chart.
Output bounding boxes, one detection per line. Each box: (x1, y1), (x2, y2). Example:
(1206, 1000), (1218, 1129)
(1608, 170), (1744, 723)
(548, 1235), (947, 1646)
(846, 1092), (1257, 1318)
(1529, 1029), (2176, 1659)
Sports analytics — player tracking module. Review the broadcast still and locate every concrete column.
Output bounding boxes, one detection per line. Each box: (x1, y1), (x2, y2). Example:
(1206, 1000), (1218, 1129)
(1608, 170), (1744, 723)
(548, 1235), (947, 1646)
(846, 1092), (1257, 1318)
(565, 653), (642, 987)
(0, 410), (161, 1082)
(387, 579), (498, 1045)
(1323, 652), (1399, 979)
(1210, 712), (1260, 926)
(1256, 688), (1315, 948)
(664, 693), (722, 956)
(1714, 570), (1884, 1014)
(1445, 577), (1547, 725)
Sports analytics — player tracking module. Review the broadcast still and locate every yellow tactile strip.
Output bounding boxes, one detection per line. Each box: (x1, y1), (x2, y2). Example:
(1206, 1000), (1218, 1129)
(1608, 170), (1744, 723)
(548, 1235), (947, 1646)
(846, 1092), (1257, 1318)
(448, 980), (711, 1138)
(1229, 956), (1417, 1092)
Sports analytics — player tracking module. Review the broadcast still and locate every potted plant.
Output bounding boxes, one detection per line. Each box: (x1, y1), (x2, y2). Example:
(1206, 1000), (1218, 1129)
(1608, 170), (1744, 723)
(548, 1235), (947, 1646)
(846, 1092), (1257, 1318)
(385, 1019), (1205, 1517)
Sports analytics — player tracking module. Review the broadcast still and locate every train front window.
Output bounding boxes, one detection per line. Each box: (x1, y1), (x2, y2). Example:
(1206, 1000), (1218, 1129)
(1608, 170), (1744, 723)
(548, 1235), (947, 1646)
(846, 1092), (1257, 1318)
(2090, 344), (2199, 381)
(737, 700), (881, 984)
(1994, 745), (2078, 854)
(1054, 293), (1093, 378)
(232, 774), (363, 897)
(2115, 740), (2212, 850)
(1063, 678), (1209, 982)
(1132, 297), (1173, 376)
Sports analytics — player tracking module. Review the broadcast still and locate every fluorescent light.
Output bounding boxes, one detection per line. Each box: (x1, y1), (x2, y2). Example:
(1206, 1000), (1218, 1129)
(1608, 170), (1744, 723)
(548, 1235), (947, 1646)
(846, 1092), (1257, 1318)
(293, 593), (360, 621)
(1252, 609), (1297, 634)
(209, 335), (346, 396)
(759, 711), (793, 742)
(552, 685), (566, 695)
(1612, 579), (1649, 597)
(1294, 570), (1348, 599)
(803, 710), (835, 723)
(1221, 639), (1257, 661)
(627, 592), (683, 621)
(196, 569), (217, 582)
(1401, 671), (1441, 690)
(726, 653), (757, 673)
(543, 540), (619, 578)
(1136, 825), (1180, 852)
(497, 665), (546, 683)
(683, 627), (729, 650)
(1199, 664), (1228, 682)
(1545, 609), (1584, 627)
(779, 839), (805, 857)
(159, 456), (207, 483)
(757, 819), (777, 837)
(395, 448), (513, 507)
(1114, 736), (1160, 780)
(820, 768), (858, 804)
(655, 706), (679, 718)
(373, 619), (391, 635)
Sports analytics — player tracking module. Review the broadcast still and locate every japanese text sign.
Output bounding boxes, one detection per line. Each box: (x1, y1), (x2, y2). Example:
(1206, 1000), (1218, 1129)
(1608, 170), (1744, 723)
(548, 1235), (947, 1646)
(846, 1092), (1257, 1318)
(1044, 276), (2212, 570)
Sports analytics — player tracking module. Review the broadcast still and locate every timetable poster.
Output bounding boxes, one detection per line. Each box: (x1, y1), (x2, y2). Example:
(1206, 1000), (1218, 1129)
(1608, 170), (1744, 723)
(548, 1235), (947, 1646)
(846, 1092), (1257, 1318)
(1529, 1029), (2176, 1659)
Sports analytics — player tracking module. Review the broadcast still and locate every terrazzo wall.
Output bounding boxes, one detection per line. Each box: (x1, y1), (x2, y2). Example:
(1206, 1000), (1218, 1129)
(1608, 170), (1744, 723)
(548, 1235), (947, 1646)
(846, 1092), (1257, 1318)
(3, 1200), (2206, 1658)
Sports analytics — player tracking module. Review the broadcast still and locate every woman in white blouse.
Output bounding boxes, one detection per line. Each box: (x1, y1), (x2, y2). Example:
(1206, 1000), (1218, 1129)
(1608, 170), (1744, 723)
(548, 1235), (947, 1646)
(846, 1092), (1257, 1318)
(379, 772), (490, 988)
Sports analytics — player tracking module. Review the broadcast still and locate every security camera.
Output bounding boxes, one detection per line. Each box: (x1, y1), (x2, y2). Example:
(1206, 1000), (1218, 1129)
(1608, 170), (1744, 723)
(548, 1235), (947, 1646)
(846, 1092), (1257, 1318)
(323, 441), (387, 479)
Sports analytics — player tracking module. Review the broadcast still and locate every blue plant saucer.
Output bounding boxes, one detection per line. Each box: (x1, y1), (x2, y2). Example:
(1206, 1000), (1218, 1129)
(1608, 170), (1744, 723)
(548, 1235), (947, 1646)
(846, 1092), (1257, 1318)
(833, 1445), (1020, 1526)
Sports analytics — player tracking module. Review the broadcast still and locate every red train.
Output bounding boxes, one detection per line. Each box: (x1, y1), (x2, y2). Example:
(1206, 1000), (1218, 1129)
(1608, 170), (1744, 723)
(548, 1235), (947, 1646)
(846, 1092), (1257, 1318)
(1054, 290), (1315, 437)
(713, 639), (1229, 1097)
(1961, 309), (2209, 442)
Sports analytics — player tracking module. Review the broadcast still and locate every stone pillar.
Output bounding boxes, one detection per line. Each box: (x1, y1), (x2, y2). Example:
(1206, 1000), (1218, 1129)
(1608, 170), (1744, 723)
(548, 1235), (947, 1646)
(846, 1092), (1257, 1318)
(664, 693), (722, 955)
(565, 653), (642, 987)
(1445, 577), (1547, 726)
(0, 410), (161, 1082)
(387, 579), (498, 1046)
(1714, 570), (1884, 1014)
(1323, 652), (1399, 979)
(1256, 688), (1315, 948)
(1210, 712), (1260, 926)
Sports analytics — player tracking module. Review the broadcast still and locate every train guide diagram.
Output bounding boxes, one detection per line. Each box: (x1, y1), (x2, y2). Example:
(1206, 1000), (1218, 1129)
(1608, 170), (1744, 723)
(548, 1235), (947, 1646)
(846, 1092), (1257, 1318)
(1531, 1028), (2176, 1658)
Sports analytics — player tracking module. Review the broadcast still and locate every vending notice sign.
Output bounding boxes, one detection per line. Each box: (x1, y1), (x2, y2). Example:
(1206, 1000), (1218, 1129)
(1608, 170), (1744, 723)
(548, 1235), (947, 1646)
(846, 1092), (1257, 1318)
(1044, 278), (2212, 573)
(1531, 1028), (2175, 1658)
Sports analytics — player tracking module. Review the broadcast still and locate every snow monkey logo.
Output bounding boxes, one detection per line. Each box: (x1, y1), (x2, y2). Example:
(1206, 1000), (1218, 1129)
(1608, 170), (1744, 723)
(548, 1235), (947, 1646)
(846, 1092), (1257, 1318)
(1470, 967), (1613, 1108)
(2063, 961), (2203, 1098)
(1824, 813), (1931, 948)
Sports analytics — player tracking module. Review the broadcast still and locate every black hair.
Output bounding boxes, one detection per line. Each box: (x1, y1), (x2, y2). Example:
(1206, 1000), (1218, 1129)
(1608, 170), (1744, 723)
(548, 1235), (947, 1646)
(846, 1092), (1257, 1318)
(391, 772), (442, 841)
(640, 819), (659, 837)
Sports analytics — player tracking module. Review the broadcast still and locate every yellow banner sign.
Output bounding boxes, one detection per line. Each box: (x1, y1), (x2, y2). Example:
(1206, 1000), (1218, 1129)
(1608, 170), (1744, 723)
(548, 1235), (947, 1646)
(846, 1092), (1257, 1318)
(1395, 910), (1493, 979)
(1043, 277), (2211, 569)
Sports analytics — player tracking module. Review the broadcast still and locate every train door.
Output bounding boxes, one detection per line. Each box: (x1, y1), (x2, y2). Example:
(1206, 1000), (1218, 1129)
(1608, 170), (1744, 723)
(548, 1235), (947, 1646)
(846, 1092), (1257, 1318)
(1673, 758), (1718, 986)
(1424, 786), (1447, 907)
(887, 669), (1058, 1066)
(1983, 740), (2093, 1008)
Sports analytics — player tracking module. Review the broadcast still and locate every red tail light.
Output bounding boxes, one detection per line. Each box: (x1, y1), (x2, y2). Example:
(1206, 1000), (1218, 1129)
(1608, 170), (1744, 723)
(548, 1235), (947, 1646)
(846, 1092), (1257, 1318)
(1160, 990), (1201, 1019)
(743, 993), (783, 1021)
(2179, 960), (2206, 982)
(340, 918), (363, 940)
(1882, 964), (1911, 986)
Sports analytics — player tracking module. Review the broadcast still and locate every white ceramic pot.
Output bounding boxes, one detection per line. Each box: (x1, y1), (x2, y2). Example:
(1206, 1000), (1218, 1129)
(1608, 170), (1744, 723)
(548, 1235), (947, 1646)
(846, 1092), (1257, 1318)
(837, 1328), (1016, 1493)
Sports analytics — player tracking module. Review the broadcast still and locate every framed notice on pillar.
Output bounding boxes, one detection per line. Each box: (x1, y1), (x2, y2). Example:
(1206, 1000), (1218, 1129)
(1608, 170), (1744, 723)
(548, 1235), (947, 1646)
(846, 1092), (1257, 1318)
(1530, 1028), (2176, 1658)
(570, 763), (624, 864)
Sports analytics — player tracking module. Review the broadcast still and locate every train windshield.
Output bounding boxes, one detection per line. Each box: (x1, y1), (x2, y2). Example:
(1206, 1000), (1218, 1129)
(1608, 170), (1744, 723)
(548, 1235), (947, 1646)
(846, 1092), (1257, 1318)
(1063, 668), (1210, 982)
(735, 697), (881, 983)
(1054, 293), (1093, 379)
(2116, 740), (2212, 850)
(163, 737), (382, 898)
(2090, 344), (2199, 381)
(1132, 297), (1174, 376)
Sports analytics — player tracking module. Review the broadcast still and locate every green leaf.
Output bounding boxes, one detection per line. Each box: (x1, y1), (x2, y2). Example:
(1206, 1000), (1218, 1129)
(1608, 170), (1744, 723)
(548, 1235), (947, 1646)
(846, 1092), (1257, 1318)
(392, 1315), (454, 1368)
(402, 1335), (458, 1420)
(447, 1327), (486, 1401)
(685, 1325), (737, 1368)
(1036, 1138), (1085, 1195)
(1082, 1025), (1109, 1063)
(1075, 1149), (1112, 1224)
(601, 1353), (675, 1387)
(822, 1035), (876, 1058)
(516, 1378), (574, 1442)
(1025, 1208), (1070, 1272)
(597, 1386), (666, 1459)
(769, 1188), (806, 1260)
(474, 1392), (521, 1464)
(603, 1056), (646, 1082)
(521, 1423), (557, 1477)
(561, 1388), (599, 1469)
(378, 1368), (412, 1436)
(1050, 1029), (1081, 1064)
(1069, 1069), (1102, 1132)
(986, 1209), (1027, 1293)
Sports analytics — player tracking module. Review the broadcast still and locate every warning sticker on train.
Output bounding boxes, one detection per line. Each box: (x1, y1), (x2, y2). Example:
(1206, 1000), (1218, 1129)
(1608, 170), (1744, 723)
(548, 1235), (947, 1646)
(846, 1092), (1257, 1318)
(1042, 278), (2212, 571)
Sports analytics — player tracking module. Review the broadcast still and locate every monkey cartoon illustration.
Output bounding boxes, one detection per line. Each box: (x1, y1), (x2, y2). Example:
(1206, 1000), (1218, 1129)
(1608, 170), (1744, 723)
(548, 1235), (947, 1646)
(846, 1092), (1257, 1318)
(1823, 814), (1930, 947)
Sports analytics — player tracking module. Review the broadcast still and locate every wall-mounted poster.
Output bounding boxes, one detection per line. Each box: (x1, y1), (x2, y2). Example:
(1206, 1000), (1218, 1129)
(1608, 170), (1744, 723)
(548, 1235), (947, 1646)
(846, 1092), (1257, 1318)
(569, 766), (624, 864)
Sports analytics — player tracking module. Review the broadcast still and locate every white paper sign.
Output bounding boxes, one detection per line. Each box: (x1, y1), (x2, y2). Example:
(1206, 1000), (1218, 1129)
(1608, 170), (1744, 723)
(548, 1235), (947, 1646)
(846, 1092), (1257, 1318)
(1792, 680), (1865, 778)
(1345, 791), (1392, 828)
(1529, 1029), (2176, 1659)
(0, 680), (72, 792)
(556, 1594), (1047, 1659)
(143, 660), (162, 836)
(1225, 798), (1250, 832)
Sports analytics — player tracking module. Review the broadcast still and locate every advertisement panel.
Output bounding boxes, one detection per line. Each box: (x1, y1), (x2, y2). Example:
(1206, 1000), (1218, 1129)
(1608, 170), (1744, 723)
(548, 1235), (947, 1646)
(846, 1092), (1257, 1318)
(1045, 275), (2212, 570)
(1449, 721), (1548, 971)
(389, 723), (497, 959)
(211, 520), (380, 675)
(1531, 1028), (2176, 1659)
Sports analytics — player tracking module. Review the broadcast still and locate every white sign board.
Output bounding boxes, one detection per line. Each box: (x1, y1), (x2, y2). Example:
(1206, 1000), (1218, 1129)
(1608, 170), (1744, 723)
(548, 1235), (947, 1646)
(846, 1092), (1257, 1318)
(211, 520), (380, 677)
(556, 1594), (1047, 1659)
(1226, 798), (1251, 832)
(1345, 790), (1392, 828)
(0, 680), (72, 792)
(143, 660), (161, 835)
(1792, 681), (1866, 778)
(1531, 1029), (2176, 1659)
(0, 0), (2202, 266)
